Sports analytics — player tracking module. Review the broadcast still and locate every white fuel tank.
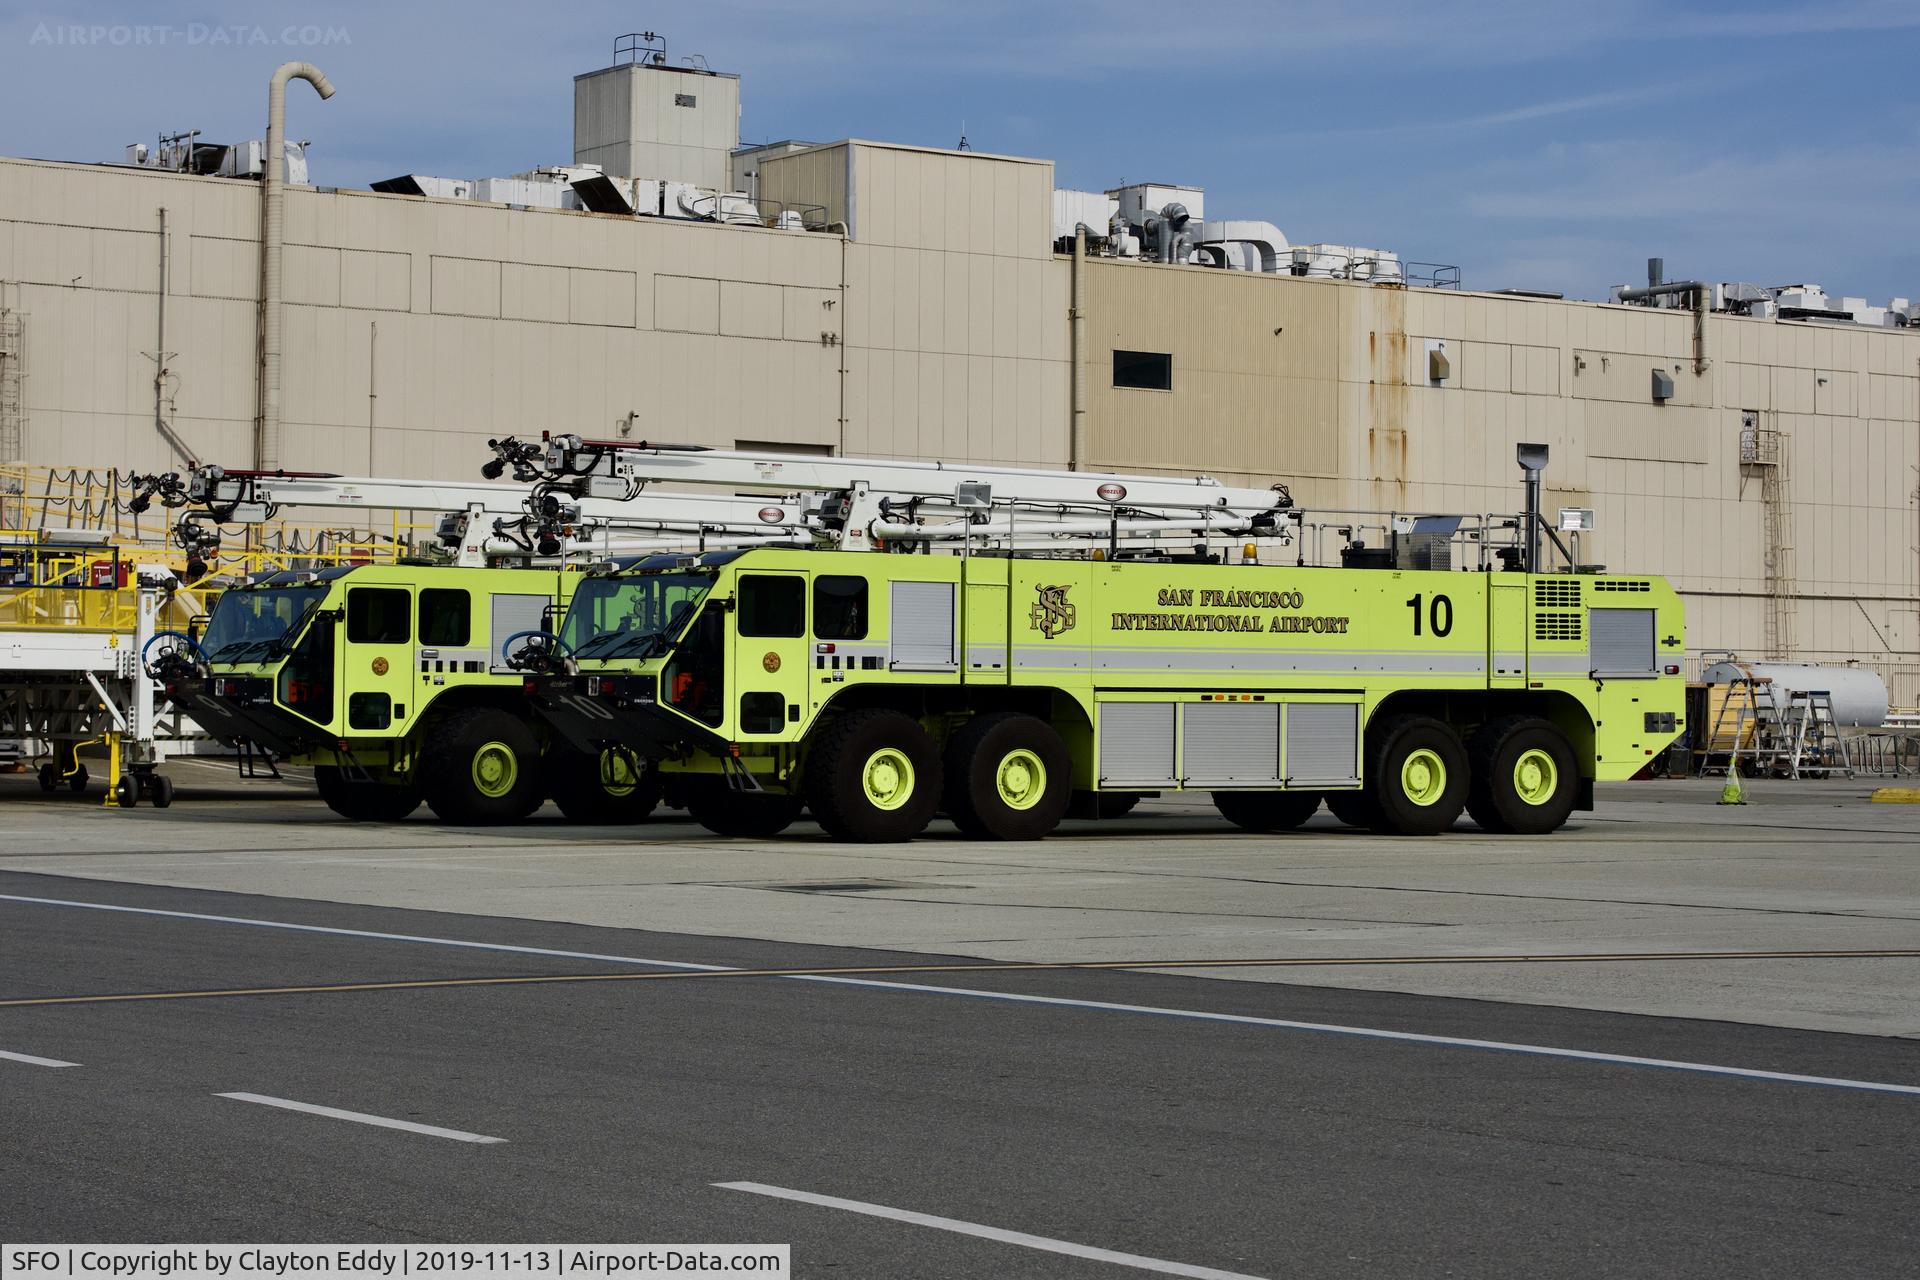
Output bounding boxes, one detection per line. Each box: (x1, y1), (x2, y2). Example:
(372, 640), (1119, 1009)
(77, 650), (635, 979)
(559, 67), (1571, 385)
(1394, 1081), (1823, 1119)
(1701, 661), (1889, 727)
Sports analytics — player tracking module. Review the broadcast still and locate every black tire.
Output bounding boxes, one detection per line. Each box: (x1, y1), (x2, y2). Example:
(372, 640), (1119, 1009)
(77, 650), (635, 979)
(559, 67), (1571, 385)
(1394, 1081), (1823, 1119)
(69, 763), (89, 793)
(421, 708), (542, 824)
(315, 766), (422, 821)
(943, 712), (1072, 841)
(150, 774), (175, 809)
(113, 775), (138, 808)
(1366, 714), (1468, 836)
(1213, 790), (1321, 833)
(37, 763), (56, 793)
(1466, 715), (1579, 835)
(546, 746), (662, 824)
(804, 708), (941, 843)
(684, 780), (805, 838)
(1323, 789), (1377, 828)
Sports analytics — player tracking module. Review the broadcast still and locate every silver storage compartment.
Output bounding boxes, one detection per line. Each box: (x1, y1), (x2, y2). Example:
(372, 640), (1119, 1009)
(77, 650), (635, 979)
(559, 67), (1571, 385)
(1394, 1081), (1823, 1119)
(1589, 608), (1655, 676)
(489, 594), (549, 672)
(1181, 701), (1281, 787)
(890, 580), (958, 671)
(1283, 702), (1360, 786)
(1098, 701), (1178, 786)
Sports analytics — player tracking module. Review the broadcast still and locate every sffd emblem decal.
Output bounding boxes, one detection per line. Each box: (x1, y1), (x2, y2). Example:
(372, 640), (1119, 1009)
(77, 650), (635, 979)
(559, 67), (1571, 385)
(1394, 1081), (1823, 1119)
(1029, 584), (1077, 638)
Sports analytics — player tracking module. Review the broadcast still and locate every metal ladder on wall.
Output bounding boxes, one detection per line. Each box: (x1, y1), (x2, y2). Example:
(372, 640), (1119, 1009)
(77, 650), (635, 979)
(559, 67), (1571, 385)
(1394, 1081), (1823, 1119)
(1777, 690), (1854, 780)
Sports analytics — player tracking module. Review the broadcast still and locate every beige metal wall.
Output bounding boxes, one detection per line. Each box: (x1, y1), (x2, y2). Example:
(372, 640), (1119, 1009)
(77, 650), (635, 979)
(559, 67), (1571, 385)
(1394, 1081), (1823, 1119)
(0, 149), (1914, 700)
(1080, 264), (1919, 699)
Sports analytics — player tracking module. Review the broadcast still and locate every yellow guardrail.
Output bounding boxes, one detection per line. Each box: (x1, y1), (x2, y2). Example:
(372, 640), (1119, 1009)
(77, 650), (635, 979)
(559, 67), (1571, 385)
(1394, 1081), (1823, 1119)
(5, 464), (442, 637)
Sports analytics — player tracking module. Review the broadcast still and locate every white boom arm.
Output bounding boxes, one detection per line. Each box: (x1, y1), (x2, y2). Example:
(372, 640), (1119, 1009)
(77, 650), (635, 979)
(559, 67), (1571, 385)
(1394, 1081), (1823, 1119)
(129, 467), (807, 567)
(507, 436), (1293, 551)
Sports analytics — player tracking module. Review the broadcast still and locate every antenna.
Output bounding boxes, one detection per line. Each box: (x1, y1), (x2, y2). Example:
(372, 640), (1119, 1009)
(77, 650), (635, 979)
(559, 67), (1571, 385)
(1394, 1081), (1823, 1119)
(956, 121), (970, 152)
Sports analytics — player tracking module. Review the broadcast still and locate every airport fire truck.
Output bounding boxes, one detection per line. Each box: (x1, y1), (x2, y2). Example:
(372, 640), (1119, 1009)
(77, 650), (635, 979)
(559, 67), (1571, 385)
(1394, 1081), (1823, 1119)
(497, 437), (1687, 842)
(127, 465), (809, 822)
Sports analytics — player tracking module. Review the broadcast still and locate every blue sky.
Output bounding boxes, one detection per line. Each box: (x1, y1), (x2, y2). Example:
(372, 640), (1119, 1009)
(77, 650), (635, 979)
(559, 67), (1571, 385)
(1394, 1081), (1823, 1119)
(6, 0), (1918, 302)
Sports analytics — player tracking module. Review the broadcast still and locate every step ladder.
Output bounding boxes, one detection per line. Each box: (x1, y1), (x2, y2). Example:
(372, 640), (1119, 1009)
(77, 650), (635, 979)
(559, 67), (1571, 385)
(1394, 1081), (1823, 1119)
(1776, 689), (1854, 780)
(1701, 675), (1778, 777)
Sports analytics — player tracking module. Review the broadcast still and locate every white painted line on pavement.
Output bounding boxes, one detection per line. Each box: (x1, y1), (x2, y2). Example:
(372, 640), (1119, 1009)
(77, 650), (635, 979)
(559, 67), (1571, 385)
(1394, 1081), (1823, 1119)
(0, 1048), (79, 1068)
(8, 893), (1919, 1098)
(717, 1181), (1268, 1280)
(216, 1092), (506, 1143)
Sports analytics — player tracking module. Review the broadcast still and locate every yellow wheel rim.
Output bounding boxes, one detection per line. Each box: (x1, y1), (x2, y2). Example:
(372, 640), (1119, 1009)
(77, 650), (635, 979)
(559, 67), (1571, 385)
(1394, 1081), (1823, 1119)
(472, 741), (519, 798)
(600, 749), (640, 797)
(1513, 748), (1559, 805)
(995, 748), (1047, 811)
(861, 747), (916, 811)
(1400, 748), (1447, 806)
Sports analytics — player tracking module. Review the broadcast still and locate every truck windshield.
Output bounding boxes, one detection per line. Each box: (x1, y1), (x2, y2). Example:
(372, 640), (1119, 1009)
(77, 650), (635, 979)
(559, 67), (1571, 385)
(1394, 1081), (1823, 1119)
(563, 572), (711, 661)
(201, 586), (329, 664)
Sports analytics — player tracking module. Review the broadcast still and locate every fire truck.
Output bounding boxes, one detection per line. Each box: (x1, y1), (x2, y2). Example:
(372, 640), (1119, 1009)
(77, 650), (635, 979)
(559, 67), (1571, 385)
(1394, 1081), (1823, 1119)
(498, 437), (1687, 842)
(128, 465), (809, 822)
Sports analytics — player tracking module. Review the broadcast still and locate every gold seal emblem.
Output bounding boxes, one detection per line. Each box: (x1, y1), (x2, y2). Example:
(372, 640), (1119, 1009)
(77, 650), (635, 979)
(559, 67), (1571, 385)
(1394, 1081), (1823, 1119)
(762, 651), (782, 673)
(371, 657), (389, 676)
(1028, 584), (1077, 639)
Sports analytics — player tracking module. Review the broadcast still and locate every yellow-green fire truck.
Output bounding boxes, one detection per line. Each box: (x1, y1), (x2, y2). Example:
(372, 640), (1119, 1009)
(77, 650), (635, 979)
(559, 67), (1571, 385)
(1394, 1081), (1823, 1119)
(504, 438), (1686, 842)
(130, 461), (815, 823)
(162, 563), (657, 823)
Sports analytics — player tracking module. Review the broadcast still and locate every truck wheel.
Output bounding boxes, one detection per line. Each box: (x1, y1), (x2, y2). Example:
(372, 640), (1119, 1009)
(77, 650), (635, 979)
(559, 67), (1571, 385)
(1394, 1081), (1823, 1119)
(150, 774), (176, 809)
(1467, 716), (1578, 835)
(943, 712), (1071, 841)
(422, 708), (542, 824)
(1213, 790), (1320, 833)
(547, 747), (662, 824)
(1323, 789), (1377, 828)
(804, 708), (941, 843)
(315, 766), (422, 821)
(684, 781), (805, 837)
(1367, 715), (1467, 836)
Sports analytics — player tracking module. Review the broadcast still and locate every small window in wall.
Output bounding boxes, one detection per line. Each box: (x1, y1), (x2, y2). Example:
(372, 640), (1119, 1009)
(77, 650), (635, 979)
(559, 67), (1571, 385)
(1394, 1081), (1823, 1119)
(674, 93), (697, 108)
(347, 588), (410, 645)
(418, 589), (470, 647)
(738, 575), (805, 637)
(1113, 349), (1172, 390)
(813, 575), (868, 640)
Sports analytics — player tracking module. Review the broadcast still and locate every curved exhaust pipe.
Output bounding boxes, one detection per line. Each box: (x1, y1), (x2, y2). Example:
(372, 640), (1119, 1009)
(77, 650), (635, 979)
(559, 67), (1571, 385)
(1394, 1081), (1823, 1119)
(257, 61), (335, 470)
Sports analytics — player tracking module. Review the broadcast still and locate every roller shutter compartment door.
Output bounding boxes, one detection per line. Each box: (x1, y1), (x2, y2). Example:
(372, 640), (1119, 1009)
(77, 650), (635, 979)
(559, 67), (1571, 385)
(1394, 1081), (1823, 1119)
(1589, 608), (1656, 677)
(1099, 702), (1177, 787)
(490, 594), (550, 672)
(1181, 701), (1280, 787)
(889, 581), (958, 672)
(1284, 703), (1360, 786)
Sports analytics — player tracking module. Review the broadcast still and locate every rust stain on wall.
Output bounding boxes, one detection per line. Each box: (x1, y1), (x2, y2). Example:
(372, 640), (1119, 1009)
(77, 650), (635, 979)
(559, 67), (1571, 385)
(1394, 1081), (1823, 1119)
(1365, 285), (1410, 511)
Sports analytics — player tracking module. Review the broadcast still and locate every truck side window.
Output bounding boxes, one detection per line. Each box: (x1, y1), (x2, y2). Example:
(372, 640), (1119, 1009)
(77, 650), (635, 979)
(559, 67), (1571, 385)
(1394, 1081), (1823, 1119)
(418, 588), (470, 646)
(348, 588), (411, 644)
(813, 575), (868, 640)
(738, 575), (804, 637)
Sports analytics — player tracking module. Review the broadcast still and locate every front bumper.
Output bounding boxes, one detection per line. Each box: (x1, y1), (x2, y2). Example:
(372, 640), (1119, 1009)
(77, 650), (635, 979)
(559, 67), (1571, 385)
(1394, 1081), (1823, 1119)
(167, 676), (330, 756)
(526, 672), (721, 758)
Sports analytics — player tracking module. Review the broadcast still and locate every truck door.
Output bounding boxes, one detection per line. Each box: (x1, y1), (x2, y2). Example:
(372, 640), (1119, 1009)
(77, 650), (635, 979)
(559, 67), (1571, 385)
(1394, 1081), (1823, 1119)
(343, 584), (414, 734)
(732, 571), (808, 739)
(1489, 580), (1526, 689)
